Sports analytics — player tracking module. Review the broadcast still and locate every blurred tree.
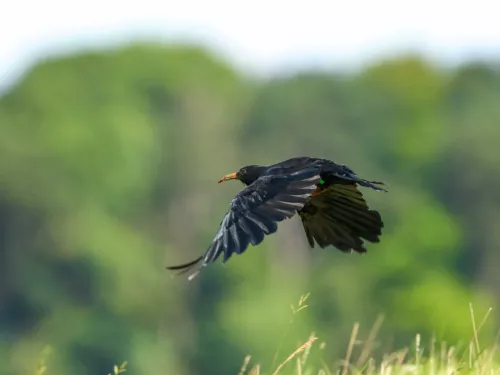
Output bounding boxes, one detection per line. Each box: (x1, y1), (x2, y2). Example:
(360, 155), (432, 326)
(433, 62), (500, 309)
(0, 44), (499, 375)
(0, 43), (250, 375)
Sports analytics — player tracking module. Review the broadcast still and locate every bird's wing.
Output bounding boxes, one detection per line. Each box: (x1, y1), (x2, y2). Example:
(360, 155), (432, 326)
(299, 182), (384, 253)
(166, 168), (322, 280)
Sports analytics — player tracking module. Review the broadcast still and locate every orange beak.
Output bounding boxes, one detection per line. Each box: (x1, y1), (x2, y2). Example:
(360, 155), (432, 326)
(218, 172), (238, 183)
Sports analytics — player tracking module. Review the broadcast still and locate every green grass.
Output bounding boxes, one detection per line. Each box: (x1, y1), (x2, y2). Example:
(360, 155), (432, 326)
(240, 328), (500, 375)
(32, 295), (500, 375)
(238, 296), (499, 375)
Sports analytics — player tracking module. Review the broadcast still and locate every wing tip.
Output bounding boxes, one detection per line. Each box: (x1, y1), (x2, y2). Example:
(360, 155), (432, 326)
(166, 255), (204, 280)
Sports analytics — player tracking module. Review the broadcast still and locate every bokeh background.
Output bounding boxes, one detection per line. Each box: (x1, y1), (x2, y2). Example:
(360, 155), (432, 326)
(2, 1), (500, 374)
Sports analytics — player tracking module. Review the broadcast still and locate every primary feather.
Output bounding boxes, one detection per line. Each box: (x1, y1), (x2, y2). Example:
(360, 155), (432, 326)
(167, 167), (322, 280)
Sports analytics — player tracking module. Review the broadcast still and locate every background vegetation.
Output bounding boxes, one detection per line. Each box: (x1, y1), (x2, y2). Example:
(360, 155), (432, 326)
(1, 42), (499, 375)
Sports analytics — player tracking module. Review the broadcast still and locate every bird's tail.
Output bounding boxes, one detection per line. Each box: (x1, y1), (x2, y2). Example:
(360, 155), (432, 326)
(332, 165), (388, 192)
(166, 256), (204, 281)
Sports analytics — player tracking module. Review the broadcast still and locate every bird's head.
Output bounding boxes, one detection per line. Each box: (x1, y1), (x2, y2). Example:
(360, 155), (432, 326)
(218, 165), (266, 186)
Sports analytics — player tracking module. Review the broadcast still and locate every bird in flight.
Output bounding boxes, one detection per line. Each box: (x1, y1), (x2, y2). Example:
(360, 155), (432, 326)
(166, 156), (387, 280)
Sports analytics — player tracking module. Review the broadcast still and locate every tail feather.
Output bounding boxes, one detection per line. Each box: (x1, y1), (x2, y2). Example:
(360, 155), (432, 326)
(336, 174), (388, 192)
(327, 164), (389, 192)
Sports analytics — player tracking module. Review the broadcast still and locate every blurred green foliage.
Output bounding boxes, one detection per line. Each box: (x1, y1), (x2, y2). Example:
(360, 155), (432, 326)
(0, 43), (499, 375)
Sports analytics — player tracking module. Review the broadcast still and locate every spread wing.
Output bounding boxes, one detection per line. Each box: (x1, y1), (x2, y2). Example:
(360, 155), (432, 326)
(299, 182), (384, 253)
(166, 168), (322, 280)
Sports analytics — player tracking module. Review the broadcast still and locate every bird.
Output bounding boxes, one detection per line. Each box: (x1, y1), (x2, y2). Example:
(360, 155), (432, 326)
(166, 156), (387, 280)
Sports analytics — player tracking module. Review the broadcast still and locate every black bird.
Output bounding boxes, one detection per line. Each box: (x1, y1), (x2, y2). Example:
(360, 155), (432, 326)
(166, 157), (387, 280)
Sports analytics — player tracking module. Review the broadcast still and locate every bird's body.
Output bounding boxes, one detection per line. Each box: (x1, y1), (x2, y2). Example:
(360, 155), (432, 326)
(167, 157), (387, 280)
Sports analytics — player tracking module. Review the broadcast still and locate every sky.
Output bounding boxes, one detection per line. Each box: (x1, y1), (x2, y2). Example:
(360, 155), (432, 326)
(2, 0), (500, 92)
